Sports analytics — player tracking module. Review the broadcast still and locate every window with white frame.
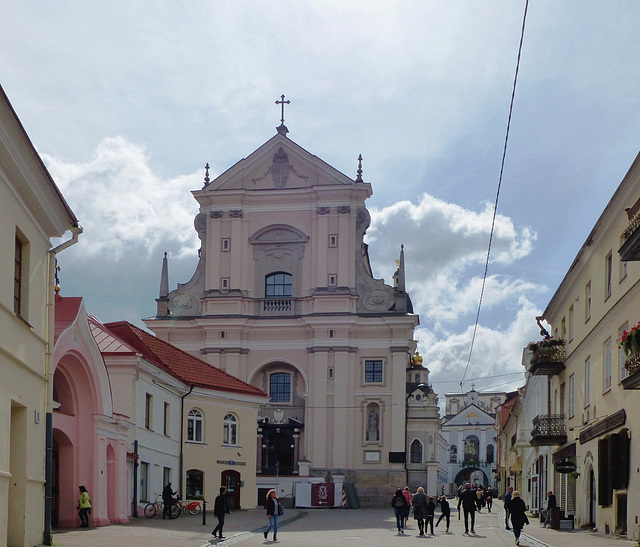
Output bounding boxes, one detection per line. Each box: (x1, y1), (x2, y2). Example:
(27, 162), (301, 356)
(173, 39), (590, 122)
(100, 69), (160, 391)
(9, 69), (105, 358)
(187, 409), (203, 442)
(145, 393), (153, 429)
(140, 462), (150, 502)
(619, 323), (630, 381)
(569, 373), (575, 418)
(223, 414), (237, 445)
(584, 356), (591, 407)
(329, 234), (338, 247)
(221, 238), (230, 251)
(164, 402), (170, 436)
(603, 338), (612, 392)
(364, 359), (383, 383)
(585, 281), (592, 321)
(568, 305), (574, 342)
(265, 272), (292, 297)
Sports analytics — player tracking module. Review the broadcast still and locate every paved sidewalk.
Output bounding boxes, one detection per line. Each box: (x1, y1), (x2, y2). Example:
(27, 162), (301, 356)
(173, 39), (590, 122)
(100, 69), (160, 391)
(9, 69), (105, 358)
(45, 504), (636, 547)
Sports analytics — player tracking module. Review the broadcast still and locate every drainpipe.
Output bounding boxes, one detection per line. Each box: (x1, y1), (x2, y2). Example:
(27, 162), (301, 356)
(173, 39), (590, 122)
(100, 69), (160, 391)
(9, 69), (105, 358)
(44, 226), (82, 546)
(180, 386), (194, 497)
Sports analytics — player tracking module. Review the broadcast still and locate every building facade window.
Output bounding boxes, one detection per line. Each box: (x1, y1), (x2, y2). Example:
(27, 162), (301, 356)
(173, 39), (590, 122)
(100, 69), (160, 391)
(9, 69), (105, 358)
(568, 306), (574, 342)
(585, 281), (591, 321)
(221, 238), (230, 251)
(163, 402), (170, 436)
(329, 234), (338, 247)
(569, 374), (575, 418)
(265, 272), (292, 297)
(410, 439), (422, 463)
(186, 469), (204, 499)
(449, 445), (457, 463)
(464, 435), (479, 462)
(14, 235), (24, 315)
(605, 251), (613, 299)
(585, 356), (591, 406)
(187, 409), (203, 442)
(163, 466), (171, 487)
(486, 444), (494, 464)
(364, 360), (383, 383)
(145, 393), (153, 429)
(139, 462), (149, 502)
(269, 372), (291, 403)
(223, 414), (238, 445)
(603, 338), (612, 392)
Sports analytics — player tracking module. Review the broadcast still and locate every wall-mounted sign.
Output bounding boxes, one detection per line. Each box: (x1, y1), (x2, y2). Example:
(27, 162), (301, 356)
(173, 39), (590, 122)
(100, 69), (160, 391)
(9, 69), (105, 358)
(555, 460), (576, 474)
(216, 460), (247, 466)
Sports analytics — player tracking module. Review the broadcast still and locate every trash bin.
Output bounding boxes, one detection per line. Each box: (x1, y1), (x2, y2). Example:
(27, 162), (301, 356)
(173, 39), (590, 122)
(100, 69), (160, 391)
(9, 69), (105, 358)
(550, 507), (561, 529)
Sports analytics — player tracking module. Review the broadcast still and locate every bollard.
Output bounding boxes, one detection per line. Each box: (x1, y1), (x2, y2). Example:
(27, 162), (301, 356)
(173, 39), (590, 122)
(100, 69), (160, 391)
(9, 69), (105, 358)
(202, 499), (207, 525)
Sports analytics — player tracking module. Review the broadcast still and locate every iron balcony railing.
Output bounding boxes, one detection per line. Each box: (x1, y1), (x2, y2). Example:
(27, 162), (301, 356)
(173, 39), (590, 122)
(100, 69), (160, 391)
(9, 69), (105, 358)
(530, 414), (567, 446)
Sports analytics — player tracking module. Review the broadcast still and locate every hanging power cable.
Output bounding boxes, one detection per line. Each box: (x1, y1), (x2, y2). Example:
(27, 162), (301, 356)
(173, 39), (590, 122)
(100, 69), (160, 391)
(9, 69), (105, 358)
(460, 0), (530, 391)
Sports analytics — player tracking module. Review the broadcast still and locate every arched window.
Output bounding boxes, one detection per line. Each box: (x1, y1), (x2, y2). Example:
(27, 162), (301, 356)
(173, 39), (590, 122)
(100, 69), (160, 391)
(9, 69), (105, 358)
(449, 445), (458, 463)
(186, 469), (204, 499)
(223, 413), (238, 445)
(464, 435), (479, 462)
(265, 272), (292, 297)
(187, 409), (203, 442)
(410, 439), (422, 463)
(270, 372), (291, 403)
(486, 444), (494, 463)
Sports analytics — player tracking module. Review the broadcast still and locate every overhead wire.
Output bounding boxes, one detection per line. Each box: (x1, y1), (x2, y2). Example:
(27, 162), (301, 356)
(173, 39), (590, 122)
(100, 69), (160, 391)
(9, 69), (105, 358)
(459, 0), (530, 391)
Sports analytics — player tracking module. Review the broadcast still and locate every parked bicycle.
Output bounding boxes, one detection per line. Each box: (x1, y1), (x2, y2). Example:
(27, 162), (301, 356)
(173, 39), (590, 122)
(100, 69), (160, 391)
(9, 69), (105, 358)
(176, 496), (202, 516)
(144, 493), (180, 519)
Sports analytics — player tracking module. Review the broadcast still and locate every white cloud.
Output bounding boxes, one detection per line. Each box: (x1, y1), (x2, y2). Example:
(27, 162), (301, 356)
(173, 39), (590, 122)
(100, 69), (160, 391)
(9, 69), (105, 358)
(44, 137), (201, 261)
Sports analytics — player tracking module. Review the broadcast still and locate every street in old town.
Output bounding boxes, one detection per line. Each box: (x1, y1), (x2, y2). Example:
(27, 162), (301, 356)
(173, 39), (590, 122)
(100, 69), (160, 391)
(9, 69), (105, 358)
(43, 503), (632, 547)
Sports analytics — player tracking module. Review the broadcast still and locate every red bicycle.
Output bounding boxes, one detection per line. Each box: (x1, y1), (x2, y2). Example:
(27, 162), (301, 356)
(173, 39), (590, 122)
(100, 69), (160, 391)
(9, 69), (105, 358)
(176, 496), (202, 516)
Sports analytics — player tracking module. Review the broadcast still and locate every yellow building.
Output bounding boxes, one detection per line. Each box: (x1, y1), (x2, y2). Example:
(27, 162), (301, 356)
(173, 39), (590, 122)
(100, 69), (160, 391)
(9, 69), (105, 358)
(0, 85), (80, 546)
(533, 152), (640, 539)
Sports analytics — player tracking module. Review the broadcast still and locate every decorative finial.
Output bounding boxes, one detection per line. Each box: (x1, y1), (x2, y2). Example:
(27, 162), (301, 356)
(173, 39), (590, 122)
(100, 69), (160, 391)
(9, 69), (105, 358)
(203, 163), (210, 186)
(355, 154), (363, 182)
(275, 94), (290, 135)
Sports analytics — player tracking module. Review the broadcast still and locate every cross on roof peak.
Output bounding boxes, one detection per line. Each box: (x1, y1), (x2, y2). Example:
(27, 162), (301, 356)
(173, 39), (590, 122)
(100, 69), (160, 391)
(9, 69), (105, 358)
(275, 94), (290, 135)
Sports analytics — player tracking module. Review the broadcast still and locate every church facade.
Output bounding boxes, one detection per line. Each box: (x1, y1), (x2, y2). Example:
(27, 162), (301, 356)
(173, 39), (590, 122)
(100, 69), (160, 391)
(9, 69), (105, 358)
(145, 123), (420, 504)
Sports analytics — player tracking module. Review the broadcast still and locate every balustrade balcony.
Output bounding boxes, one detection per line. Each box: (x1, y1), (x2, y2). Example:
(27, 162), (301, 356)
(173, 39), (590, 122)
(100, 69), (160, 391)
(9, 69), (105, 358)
(622, 354), (640, 390)
(528, 341), (566, 376)
(530, 414), (567, 446)
(619, 215), (640, 262)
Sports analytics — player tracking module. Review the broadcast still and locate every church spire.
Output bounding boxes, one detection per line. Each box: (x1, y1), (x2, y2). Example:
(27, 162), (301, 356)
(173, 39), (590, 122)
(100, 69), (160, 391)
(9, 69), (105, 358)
(156, 252), (170, 316)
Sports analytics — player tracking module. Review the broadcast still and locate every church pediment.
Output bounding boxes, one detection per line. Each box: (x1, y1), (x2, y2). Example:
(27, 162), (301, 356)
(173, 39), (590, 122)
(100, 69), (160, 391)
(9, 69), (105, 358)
(442, 403), (495, 427)
(249, 224), (309, 245)
(202, 134), (358, 191)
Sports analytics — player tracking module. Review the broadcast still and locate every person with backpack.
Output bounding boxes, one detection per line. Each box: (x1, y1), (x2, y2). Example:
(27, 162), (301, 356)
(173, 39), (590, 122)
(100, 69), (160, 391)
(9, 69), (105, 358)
(391, 488), (409, 534)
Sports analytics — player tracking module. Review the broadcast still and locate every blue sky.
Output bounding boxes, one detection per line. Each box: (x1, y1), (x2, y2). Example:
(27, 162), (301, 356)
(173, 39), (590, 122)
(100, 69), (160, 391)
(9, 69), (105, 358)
(2, 1), (640, 400)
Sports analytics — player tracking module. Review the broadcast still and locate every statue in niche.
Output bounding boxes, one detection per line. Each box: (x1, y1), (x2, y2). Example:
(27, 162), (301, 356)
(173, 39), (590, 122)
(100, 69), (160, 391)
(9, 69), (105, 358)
(367, 408), (379, 441)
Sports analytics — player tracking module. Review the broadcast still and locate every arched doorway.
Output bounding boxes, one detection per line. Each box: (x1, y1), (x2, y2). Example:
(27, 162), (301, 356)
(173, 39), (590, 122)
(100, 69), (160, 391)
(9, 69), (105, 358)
(52, 429), (75, 527)
(454, 467), (489, 488)
(263, 432), (294, 474)
(221, 470), (241, 509)
(588, 465), (596, 527)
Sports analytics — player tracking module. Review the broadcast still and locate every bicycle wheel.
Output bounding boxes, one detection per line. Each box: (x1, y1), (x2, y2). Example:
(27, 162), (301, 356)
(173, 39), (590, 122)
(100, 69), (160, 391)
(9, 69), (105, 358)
(170, 502), (181, 519)
(144, 503), (157, 518)
(189, 503), (202, 515)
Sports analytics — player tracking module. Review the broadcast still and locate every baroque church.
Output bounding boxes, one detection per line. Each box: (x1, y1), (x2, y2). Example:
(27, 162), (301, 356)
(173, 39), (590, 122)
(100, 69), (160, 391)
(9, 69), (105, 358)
(145, 109), (440, 503)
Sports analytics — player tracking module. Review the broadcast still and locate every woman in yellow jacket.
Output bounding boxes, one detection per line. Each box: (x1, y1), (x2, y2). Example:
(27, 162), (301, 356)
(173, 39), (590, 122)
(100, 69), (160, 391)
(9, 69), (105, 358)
(77, 485), (91, 528)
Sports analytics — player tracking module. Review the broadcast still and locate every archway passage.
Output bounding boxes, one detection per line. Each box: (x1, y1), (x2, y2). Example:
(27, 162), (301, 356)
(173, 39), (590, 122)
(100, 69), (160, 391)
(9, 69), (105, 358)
(262, 431), (294, 475)
(454, 467), (489, 488)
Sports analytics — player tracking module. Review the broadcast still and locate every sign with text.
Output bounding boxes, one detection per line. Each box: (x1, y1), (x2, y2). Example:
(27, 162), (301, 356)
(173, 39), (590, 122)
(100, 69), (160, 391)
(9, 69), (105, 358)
(311, 483), (335, 507)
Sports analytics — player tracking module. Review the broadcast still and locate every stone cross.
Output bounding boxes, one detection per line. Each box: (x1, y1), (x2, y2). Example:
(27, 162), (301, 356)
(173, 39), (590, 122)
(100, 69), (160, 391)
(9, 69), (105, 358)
(275, 94), (290, 125)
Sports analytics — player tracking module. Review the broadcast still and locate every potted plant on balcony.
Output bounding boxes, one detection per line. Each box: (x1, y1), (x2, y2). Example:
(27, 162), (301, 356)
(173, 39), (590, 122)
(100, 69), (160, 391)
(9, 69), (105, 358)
(618, 323), (640, 373)
(527, 338), (565, 364)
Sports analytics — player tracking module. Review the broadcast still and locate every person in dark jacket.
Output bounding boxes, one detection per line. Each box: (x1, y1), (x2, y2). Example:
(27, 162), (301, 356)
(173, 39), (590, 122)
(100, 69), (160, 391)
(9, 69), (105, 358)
(391, 488), (409, 534)
(504, 486), (513, 530)
(457, 482), (477, 534)
(485, 486), (493, 512)
(211, 486), (228, 539)
(425, 496), (436, 535)
(162, 482), (176, 519)
(542, 490), (557, 528)
(264, 489), (280, 541)
(412, 487), (428, 535)
(509, 491), (529, 545)
(435, 495), (451, 532)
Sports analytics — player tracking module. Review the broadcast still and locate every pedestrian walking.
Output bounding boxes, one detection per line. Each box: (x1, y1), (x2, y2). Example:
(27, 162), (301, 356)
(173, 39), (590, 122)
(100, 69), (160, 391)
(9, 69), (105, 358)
(509, 491), (529, 545)
(402, 486), (412, 527)
(412, 486), (428, 536)
(425, 496), (436, 535)
(485, 486), (493, 512)
(435, 495), (450, 532)
(475, 485), (484, 512)
(211, 486), (229, 539)
(77, 485), (91, 528)
(162, 482), (176, 519)
(457, 482), (477, 534)
(541, 490), (557, 528)
(264, 489), (281, 541)
(391, 488), (409, 534)
(504, 486), (514, 530)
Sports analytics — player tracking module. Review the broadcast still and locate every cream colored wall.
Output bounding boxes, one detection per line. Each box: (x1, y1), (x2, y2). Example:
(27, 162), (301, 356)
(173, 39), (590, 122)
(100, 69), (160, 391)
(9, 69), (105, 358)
(542, 159), (640, 539)
(182, 390), (263, 508)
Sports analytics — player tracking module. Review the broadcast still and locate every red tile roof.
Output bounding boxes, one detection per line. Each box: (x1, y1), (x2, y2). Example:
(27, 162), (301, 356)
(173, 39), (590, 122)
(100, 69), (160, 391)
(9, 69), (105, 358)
(103, 321), (267, 399)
